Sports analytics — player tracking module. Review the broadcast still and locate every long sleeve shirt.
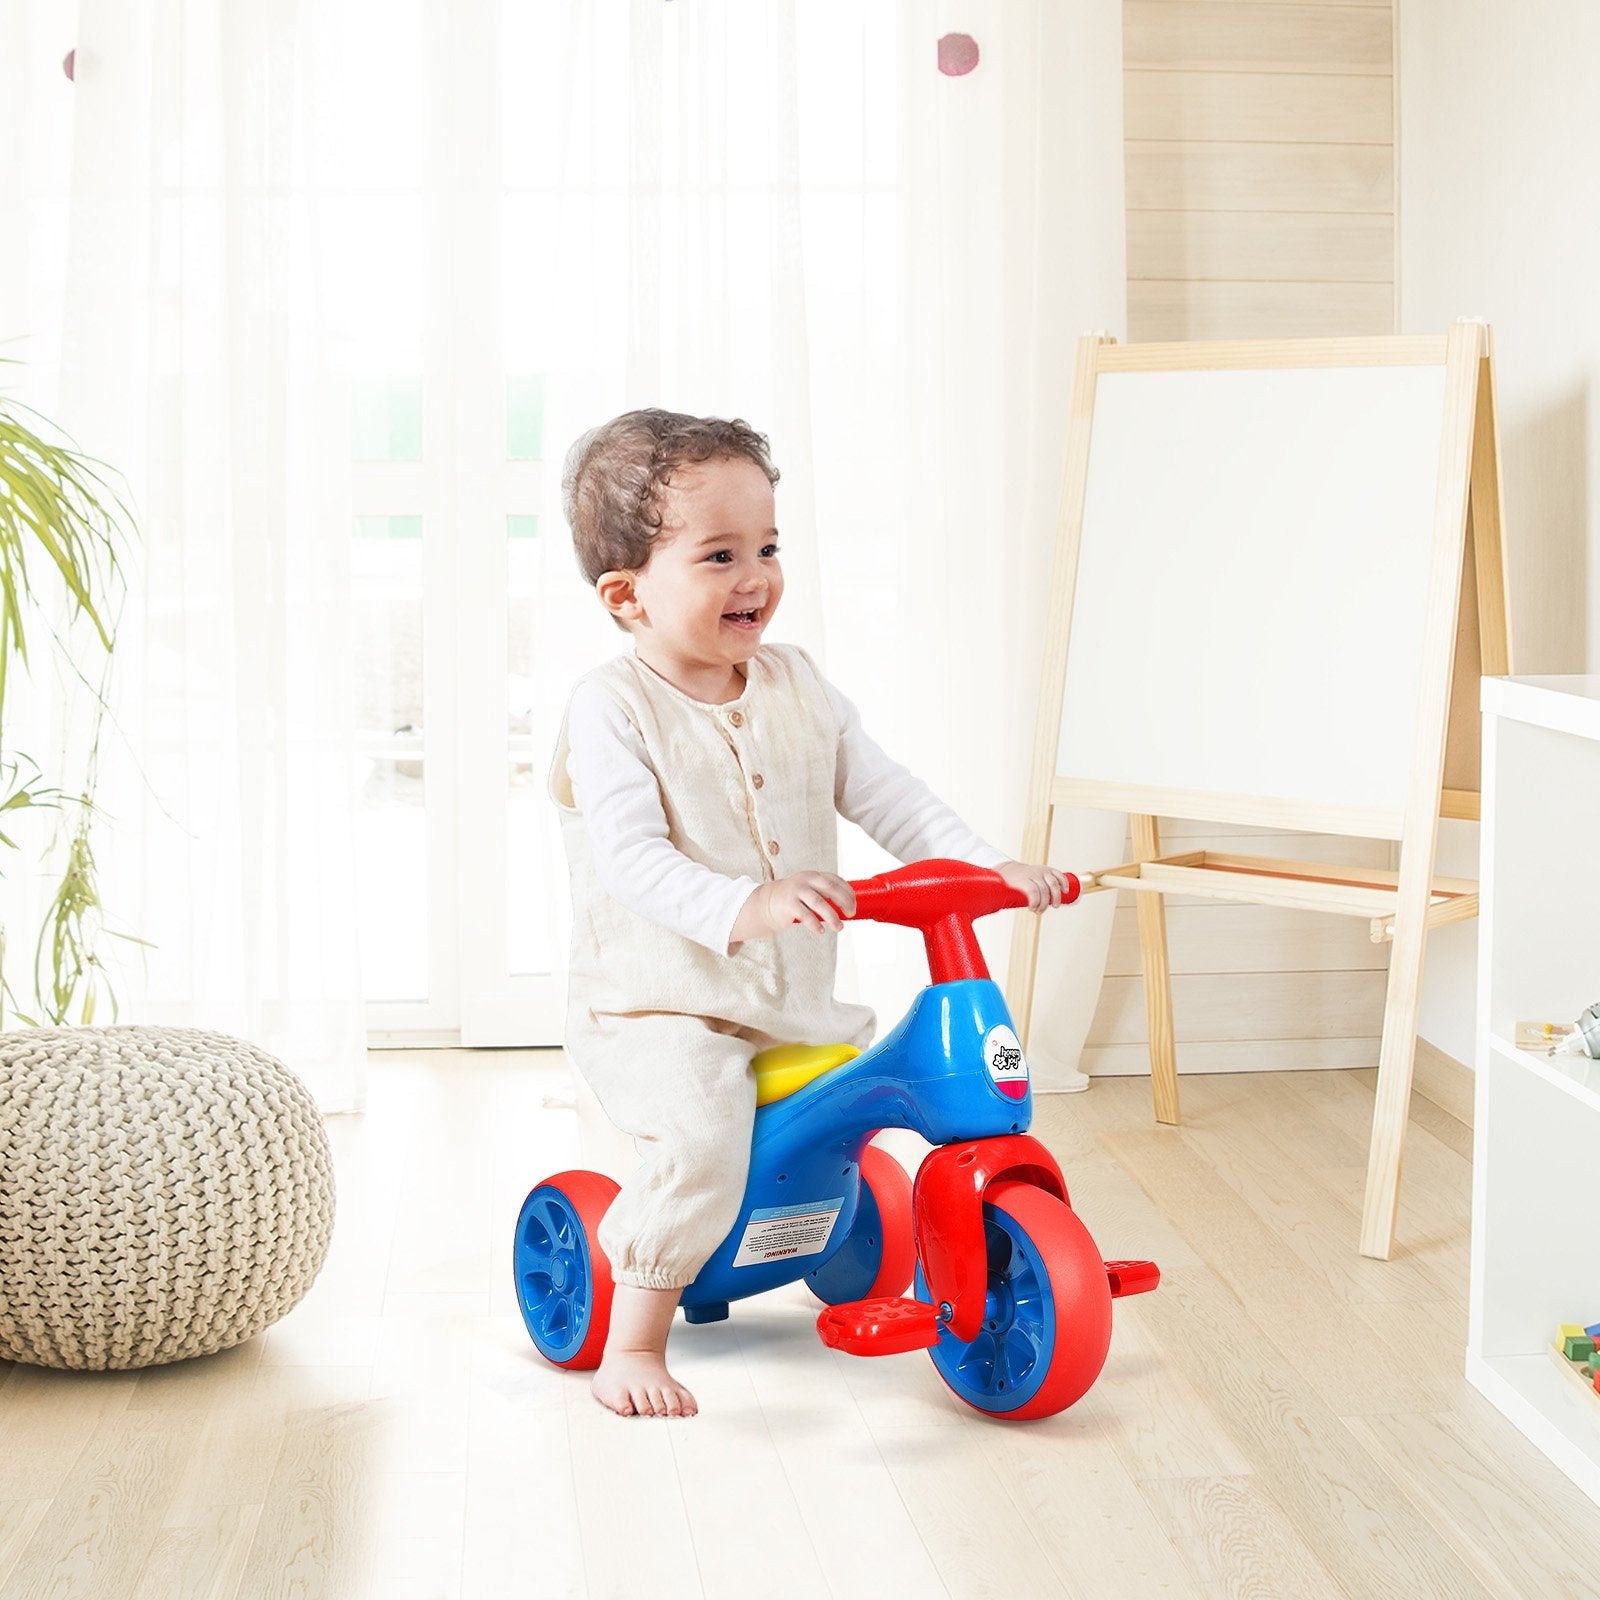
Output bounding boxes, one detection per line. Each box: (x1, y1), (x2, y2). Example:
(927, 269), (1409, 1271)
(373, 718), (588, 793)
(564, 668), (1008, 955)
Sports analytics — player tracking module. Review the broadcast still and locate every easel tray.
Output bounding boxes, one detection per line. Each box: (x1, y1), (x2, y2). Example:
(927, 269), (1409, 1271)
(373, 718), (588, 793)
(1090, 850), (1479, 945)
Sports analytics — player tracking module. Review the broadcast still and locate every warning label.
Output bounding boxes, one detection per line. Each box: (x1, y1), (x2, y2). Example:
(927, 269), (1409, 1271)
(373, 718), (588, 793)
(732, 1197), (844, 1268)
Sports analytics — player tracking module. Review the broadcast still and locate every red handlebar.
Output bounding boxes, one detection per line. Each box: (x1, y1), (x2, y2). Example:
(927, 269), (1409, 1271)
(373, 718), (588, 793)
(843, 859), (1080, 984)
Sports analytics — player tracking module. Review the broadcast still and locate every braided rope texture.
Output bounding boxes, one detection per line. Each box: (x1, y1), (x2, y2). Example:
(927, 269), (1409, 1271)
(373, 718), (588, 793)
(0, 1026), (336, 1370)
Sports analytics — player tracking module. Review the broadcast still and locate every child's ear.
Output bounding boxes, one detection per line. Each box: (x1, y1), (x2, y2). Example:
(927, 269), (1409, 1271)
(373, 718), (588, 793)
(596, 570), (642, 624)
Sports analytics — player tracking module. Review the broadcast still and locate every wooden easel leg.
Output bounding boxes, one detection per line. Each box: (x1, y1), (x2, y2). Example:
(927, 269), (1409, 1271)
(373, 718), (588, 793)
(1359, 918), (1426, 1259)
(1358, 323), (1486, 1256)
(1131, 814), (1180, 1124)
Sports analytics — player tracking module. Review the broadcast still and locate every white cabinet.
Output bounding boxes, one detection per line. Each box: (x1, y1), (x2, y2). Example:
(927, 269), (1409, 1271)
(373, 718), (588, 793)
(1472, 676), (1600, 1503)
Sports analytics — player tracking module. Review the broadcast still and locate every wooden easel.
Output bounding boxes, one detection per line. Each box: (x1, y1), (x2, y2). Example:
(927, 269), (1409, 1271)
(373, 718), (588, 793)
(1007, 323), (1510, 1260)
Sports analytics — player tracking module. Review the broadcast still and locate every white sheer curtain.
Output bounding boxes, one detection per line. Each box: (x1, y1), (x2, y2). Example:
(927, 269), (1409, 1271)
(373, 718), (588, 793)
(524, 1), (1128, 1077)
(23, 0), (1125, 1104)
(0, 12), (79, 1029)
(824, 3), (1128, 1080)
(51, 0), (367, 1108)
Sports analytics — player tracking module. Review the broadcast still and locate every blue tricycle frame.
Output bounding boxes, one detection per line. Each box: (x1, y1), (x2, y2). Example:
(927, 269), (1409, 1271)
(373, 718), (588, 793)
(513, 858), (1158, 1420)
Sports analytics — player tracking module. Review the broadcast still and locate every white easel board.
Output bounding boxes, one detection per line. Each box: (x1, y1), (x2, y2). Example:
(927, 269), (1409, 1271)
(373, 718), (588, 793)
(1008, 326), (1510, 1260)
(1059, 362), (1447, 831)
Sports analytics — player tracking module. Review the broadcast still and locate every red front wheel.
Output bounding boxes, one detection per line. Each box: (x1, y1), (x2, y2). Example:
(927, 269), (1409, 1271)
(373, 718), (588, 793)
(915, 1181), (1113, 1420)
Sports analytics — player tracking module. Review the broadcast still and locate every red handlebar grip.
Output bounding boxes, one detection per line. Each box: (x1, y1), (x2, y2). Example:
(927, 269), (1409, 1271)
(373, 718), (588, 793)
(845, 860), (1081, 925)
(845, 859), (1021, 926)
(840, 860), (1081, 984)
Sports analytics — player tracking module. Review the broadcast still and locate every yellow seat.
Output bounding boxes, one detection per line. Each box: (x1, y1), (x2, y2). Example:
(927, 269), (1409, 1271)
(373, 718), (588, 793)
(752, 1041), (861, 1107)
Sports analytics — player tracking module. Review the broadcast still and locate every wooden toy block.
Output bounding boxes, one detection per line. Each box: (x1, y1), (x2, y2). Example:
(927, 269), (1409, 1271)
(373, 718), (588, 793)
(1548, 1340), (1600, 1408)
(1563, 1334), (1596, 1362)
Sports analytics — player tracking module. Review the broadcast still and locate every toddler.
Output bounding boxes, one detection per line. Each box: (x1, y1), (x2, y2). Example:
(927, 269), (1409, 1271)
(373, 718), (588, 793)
(550, 408), (1074, 1418)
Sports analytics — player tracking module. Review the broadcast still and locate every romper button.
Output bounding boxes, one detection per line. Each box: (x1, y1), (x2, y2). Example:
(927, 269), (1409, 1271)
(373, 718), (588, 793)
(752, 773), (765, 789)
(728, 710), (744, 727)
(767, 839), (780, 856)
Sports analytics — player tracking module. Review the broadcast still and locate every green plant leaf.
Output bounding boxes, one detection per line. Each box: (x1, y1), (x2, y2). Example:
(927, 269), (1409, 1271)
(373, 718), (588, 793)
(0, 379), (138, 1026)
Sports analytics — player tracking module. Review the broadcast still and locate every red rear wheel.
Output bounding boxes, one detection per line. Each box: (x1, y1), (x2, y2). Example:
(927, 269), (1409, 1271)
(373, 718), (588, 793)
(512, 1170), (619, 1370)
(807, 1142), (917, 1304)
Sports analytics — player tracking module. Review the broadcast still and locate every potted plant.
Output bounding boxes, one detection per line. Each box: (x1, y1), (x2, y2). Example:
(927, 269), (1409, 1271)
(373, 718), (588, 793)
(0, 364), (134, 1025)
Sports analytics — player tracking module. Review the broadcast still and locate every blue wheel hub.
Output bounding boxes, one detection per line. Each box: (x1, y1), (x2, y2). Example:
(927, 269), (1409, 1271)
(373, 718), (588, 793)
(514, 1186), (594, 1362)
(981, 1280), (1017, 1332)
(917, 1208), (1053, 1414)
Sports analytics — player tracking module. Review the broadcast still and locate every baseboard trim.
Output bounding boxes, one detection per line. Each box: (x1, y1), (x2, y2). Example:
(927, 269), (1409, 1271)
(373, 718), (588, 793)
(1411, 1036), (1474, 1129)
(1065, 1035), (1475, 1131)
(1078, 1037), (1381, 1075)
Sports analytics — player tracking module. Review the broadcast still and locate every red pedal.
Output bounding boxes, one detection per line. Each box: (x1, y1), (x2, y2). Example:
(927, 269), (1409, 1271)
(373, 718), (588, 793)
(815, 1296), (940, 1356)
(1105, 1259), (1160, 1297)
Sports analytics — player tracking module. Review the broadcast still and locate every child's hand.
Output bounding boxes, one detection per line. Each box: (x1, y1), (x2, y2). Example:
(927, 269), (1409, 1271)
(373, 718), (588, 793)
(732, 871), (857, 944)
(996, 860), (1075, 912)
(765, 871), (857, 933)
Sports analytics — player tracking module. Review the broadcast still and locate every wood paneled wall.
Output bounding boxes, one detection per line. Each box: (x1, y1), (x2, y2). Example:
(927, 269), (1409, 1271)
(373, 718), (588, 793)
(1084, 0), (1397, 1076)
(1124, 0), (1395, 341)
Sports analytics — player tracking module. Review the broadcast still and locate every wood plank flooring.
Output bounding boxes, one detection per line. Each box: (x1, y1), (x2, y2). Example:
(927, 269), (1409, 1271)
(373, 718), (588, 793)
(3, 1052), (1599, 1599)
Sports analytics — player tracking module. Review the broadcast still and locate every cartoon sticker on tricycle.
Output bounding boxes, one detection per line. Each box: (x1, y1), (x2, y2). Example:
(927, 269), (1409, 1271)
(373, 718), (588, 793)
(513, 858), (1159, 1420)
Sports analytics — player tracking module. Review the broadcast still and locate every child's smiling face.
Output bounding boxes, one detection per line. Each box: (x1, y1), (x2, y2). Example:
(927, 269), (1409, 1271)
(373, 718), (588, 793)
(610, 454), (784, 699)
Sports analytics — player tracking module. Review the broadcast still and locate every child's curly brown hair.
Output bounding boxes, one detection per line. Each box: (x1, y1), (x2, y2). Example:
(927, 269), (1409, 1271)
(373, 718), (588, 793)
(561, 409), (780, 586)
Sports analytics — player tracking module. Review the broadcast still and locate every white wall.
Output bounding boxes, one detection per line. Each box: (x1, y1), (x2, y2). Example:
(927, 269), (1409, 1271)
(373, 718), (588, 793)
(1398, 0), (1595, 1063)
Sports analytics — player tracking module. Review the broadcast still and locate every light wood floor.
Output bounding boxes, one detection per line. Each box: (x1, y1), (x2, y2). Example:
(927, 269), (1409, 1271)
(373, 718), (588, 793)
(4, 1052), (1600, 1599)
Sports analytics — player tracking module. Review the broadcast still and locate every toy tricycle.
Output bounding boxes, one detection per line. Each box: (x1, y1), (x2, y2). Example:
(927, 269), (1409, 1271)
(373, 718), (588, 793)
(513, 858), (1158, 1420)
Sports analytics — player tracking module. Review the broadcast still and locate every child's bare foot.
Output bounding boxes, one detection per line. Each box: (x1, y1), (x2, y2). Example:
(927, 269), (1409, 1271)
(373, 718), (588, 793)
(592, 1282), (697, 1416)
(592, 1349), (698, 1417)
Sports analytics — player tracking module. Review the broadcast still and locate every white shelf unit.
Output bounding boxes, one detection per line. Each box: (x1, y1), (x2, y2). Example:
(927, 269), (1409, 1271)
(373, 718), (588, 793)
(1472, 676), (1600, 1504)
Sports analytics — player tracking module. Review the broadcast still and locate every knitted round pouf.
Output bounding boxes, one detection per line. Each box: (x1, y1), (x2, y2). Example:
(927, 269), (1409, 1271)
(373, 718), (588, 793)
(0, 1025), (336, 1370)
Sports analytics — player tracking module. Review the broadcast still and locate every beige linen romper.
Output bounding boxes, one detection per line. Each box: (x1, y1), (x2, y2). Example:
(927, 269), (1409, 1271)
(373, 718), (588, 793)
(548, 645), (875, 1289)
